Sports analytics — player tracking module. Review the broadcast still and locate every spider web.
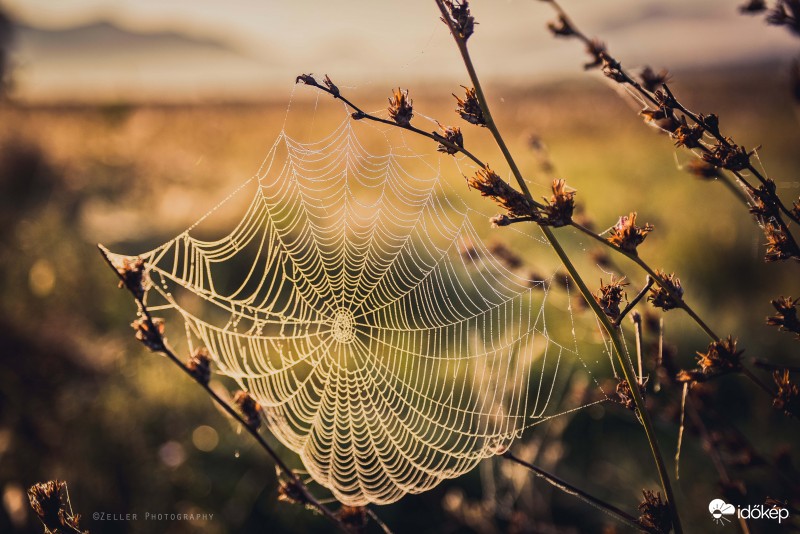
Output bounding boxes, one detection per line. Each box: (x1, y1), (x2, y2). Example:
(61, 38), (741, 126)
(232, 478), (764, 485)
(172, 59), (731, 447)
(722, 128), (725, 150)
(103, 100), (612, 506)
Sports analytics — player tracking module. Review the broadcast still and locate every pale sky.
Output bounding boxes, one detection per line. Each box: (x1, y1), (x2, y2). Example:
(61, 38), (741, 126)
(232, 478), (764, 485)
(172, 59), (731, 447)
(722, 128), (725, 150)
(3, 0), (799, 101)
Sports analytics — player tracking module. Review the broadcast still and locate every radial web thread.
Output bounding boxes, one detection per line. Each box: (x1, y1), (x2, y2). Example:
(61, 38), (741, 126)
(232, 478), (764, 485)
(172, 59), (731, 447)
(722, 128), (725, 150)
(104, 107), (609, 506)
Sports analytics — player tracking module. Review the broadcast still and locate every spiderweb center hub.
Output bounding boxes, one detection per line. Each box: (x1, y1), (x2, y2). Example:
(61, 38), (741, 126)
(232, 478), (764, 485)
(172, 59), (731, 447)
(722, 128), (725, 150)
(331, 308), (356, 344)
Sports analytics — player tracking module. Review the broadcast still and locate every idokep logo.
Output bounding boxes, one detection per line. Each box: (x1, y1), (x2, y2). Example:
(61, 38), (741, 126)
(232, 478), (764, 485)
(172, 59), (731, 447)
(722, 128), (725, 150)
(708, 499), (790, 526)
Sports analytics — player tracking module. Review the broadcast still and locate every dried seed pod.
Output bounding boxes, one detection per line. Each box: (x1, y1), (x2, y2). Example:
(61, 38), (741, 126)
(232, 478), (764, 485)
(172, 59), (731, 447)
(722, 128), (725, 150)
(607, 212), (654, 255)
(441, 0), (475, 41)
(467, 166), (535, 219)
(388, 88), (413, 127)
(648, 271), (683, 311)
(767, 296), (800, 338)
(436, 124), (464, 155)
(541, 179), (576, 227)
(117, 257), (146, 300)
(454, 86), (485, 126)
(187, 347), (212, 385)
(594, 277), (628, 321)
(131, 317), (165, 351)
(233, 391), (262, 430)
(773, 369), (800, 417)
(638, 490), (672, 534)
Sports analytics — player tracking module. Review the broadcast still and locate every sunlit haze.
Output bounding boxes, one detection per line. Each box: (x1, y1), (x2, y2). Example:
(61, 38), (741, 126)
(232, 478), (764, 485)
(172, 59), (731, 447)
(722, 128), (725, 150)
(4, 0), (799, 101)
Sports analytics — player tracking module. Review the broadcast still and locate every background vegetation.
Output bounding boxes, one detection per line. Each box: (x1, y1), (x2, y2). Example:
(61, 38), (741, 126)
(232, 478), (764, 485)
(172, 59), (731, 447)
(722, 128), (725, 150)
(1, 3), (799, 532)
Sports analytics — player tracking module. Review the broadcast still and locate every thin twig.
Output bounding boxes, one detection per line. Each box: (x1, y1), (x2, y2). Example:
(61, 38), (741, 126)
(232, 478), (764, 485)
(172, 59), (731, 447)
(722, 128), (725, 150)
(614, 276), (653, 327)
(632, 311), (645, 384)
(294, 75), (547, 211)
(753, 359), (800, 373)
(502, 450), (654, 533)
(541, 0), (800, 248)
(366, 508), (395, 534)
(98, 246), (356, 534)
(741, 367), (776, 397)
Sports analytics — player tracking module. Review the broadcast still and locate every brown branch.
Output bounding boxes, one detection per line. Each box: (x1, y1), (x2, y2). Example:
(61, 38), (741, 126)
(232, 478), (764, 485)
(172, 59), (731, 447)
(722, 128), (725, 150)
(541, 0), (800, 254)
(614, 276), (653, 327)
(502, 450), (658, 533)
(295, 74), (547, 212)
(98, 245), (366, 534)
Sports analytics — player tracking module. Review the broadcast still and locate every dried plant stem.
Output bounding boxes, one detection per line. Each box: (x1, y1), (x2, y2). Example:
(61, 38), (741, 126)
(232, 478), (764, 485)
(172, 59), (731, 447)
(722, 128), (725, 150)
(662, 85), (800, 226)
(632, 311), (645, 382)
(570, 222), (720, 340)
(297, 76), (546, 211)
(753, 359), (800, 373)
(502, 450), (652, 532)
(433, 2), (683, 531)
(366, 508), (394, 534)
(98, 246), (362, 534)
(542, 0), (800, 241)
(741, 367), (776, 396)
(615, 277), (653, 327)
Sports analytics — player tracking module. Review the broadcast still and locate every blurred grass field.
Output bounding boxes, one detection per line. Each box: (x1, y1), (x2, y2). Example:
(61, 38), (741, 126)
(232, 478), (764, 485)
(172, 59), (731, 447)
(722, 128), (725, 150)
(1, 66), (800, 533)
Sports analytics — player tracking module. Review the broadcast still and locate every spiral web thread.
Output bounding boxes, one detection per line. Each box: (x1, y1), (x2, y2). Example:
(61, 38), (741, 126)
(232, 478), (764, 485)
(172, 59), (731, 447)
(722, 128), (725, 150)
(103, 107), (610, 506)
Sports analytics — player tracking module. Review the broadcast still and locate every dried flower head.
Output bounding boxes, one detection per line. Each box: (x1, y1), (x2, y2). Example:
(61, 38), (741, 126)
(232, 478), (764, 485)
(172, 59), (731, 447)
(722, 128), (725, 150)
(638, 490), (672, 534)
(639, 66), (670, 92)
(766, 1), (800, 35)
(489, 214), (511, 227)
(337, 506), (369, 533)
(615, 378), (644, 411)
(601, 56), (627, 83)
(28, 480), (66, 532)
(467, 166), (535, 218)
(547, 14), (576, 37)
(792, 196), (800, 220)
(672, 117), (704, 149)
(187, 347), (212, 385)
(767, 296), (800, 338)
(28, 481), (85, 534)
(594, 276), (628, 321)
(749, 180), (779, 219)
(541, 179), (575, 227)
(685, 159), (721, 180)
(739, 0), (767, 13)
(117, 257), (146, 300)
(322, 74), (339, 98)
(607, 212), (654, 255)
(454, 86), (485, 126)
(233, 390), (262, 430)
(441, 0), (476, 41)
(702, 140), (752, 172)
(698, 336), (743, 373)
(641, 107), (679, 133)
(678, 336), (743, 383)
(277, 478), (307, 505)
(295, 73), (318, 87)
(436, 124), (464, 155)
(648, 271), (683, 311)
(763, 223), (799, 262)
(584, 38), (606, 70)
(773, 369), (800, 417)
(388, 88), (413, 127)
(698, 113), (721, 136)
(131, 317), (165, 351)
